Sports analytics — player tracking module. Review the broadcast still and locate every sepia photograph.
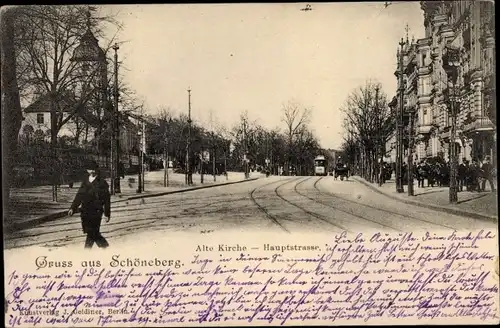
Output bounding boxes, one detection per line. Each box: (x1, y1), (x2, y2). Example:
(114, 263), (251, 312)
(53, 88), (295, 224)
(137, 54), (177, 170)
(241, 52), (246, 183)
(2, 1), (498, 326)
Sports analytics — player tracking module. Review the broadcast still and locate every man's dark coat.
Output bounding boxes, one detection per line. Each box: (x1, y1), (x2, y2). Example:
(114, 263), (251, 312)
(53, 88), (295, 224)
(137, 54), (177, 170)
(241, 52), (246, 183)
(70, 175), (111, 233)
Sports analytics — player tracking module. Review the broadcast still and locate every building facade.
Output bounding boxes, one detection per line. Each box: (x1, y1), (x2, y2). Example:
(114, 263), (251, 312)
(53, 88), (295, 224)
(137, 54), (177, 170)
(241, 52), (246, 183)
(19, 92), (140, 160)
(389, 1), (496, 166)
(386, 96), (398, 164)
(20, 93), (77, 143)
(417, 0), (496, 165)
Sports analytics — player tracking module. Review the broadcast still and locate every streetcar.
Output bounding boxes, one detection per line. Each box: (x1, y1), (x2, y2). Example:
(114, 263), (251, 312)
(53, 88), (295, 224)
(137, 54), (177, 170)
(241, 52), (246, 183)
(314, 155), (327, 176)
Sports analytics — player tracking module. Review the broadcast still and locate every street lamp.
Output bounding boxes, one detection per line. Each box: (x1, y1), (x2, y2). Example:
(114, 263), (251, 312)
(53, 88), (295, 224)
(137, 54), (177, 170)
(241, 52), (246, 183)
(224, 140), (230, 180)
(442, 44), (461, 204)
(137, 130), (143, 193)
(396, 38), (405, 193)
(212, 131), (216, 182)
(164, 118), (172, 187)
(186, 88), (193, 185)
(199, 135), (204, 184)
(112, 43), (121, 194)
(408, 101), (416, 197)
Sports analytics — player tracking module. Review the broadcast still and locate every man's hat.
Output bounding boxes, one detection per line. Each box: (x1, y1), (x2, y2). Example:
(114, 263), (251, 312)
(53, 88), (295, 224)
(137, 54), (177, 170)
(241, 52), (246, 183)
(85, 160), (99, 170)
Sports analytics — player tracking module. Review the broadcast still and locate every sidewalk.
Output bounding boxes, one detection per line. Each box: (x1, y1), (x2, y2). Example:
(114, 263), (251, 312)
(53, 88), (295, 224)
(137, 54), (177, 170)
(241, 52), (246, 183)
(5, 170), (258, 232)
(352, 176), (498, 221)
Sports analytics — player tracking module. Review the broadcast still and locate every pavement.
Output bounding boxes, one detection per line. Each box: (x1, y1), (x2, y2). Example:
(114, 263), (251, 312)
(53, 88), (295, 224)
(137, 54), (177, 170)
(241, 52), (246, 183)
(5, 170), (259, 233)
(4, 175), (496, 250)
(351, 175), (498, 221)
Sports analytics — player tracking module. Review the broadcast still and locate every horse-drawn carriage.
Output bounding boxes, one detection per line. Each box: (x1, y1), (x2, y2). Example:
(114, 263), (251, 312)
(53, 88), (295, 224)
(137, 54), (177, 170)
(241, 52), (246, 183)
(334, 163), (349, 181)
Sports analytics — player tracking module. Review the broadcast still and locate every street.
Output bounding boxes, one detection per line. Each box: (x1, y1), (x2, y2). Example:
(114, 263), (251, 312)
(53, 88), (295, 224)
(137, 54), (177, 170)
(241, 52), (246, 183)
(5, 176), (496, 250)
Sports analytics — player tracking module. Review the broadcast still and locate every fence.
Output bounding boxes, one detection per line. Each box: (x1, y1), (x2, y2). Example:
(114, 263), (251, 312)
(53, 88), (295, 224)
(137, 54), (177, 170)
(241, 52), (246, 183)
(12, 143), (141, 187)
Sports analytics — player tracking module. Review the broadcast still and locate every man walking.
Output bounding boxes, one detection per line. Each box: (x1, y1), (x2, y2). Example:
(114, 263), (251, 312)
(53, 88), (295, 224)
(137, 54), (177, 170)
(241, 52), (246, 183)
(417, 160), (426, 188)
(68, 160), (111, 249)
(480, 157), (496, 192)
(458, 159), (467, 192)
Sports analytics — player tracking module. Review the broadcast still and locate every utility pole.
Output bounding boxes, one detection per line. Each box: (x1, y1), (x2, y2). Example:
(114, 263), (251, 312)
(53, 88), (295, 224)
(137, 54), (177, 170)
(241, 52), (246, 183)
(224, 141), (229, 180)
(243, 119), (249, 179)
(141, 119), (145, 192)
(112, 43), (121, 194)
(449, 82), (458, 203)
(166, 125), (169, 187)
(200, 141), (204, 184)
(137, 127), (142, 193)
(408, 106), (415, 196)
(443, 45), (460, 204)
(163, 122), (169, 187)
(110, 105), (115, 194)
(186, 88), (192, 185)
(212, 132), (216, 182)
(396, 38), (405, 193)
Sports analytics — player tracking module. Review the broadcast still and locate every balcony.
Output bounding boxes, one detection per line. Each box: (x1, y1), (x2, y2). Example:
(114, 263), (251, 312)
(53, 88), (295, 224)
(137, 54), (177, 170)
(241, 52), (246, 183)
(483, 73), (496, 125)
(464, 116), (495, 133)
(417, 124), (433, 135)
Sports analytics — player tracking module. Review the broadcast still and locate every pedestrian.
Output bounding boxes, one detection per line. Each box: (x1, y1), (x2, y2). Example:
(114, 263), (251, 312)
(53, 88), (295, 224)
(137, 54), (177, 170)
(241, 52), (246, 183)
(469, 159), (480, 192)
(67, 160), (111, 249)
(118, 162), (125, 179)
(480, 157), (495, 192)
(458, 159), (467, 192)
(417, 161), (426, 188)
(402, 163), (408, 185)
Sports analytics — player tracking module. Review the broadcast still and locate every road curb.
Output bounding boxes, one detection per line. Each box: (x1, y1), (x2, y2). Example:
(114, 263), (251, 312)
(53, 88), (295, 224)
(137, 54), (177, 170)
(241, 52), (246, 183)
(6, 177), (259, 233)
(352, 176), (497, 222)
(122, 177), (259, 201)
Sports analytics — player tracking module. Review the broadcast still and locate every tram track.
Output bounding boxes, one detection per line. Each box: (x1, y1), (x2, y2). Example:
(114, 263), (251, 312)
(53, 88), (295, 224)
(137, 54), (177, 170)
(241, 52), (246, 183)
(274, 177), (349, 232)
(311, 177), (455, 230)
(313, 180), (455, 230)
(8, 220), (192, 249)
(6, 189), (252, 249)
(249, 178), (300, 233)
(292, 177), (400, 232)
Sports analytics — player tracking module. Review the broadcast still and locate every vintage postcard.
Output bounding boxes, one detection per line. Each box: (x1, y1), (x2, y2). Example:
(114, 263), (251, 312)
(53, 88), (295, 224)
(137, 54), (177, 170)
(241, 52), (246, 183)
(2, 1), (499, 327)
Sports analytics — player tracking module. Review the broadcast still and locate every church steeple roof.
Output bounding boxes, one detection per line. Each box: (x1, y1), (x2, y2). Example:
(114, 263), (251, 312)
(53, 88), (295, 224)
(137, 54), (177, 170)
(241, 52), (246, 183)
(70, 8), (105, 62)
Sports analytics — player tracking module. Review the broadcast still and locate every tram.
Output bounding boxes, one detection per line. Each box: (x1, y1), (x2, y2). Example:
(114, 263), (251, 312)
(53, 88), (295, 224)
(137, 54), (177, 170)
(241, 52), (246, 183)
(314, 155), (327, 176)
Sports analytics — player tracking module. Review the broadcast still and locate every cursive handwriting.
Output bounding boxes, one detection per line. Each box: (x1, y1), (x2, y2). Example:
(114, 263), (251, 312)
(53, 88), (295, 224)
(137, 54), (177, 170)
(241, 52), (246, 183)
(5, 230), (499, 326)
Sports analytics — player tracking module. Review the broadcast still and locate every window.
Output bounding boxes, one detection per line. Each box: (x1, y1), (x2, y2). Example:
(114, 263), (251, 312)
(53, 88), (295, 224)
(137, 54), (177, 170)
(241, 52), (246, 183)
(36, 113), (44, 124)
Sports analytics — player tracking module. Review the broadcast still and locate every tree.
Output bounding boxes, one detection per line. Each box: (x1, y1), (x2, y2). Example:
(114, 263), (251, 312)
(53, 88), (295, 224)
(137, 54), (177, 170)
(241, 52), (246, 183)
(341, 81), (395, 183)
(267, 129), (287, 174)
(281, 100), (311, 175)
(14, 5), (122, 199)
(294, 125), (322, 175)
(230, 111), (259, 173)
(1, 6), (24, 213)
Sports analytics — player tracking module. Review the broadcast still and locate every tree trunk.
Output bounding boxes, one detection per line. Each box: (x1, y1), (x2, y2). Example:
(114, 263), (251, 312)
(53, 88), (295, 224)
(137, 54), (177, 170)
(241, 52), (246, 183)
(371, 151), (376, 183)
(50, 92), (59, 201)
(368, 150), (373, 183)
(1, 7), (23, 217)
(379, 145), (384, 186)
(85, 122), (89, 142)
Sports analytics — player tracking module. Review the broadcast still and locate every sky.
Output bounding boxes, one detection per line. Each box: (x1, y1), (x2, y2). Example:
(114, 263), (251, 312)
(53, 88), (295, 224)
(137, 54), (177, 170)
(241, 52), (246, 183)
(100, 2), (425, 149)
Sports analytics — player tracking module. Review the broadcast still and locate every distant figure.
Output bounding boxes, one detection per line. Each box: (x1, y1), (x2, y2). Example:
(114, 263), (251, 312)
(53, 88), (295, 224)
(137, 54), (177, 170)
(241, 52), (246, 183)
(417, 161), (426, 188)
(458, 159), (467, 192)
(118, 162), (125, 179)
(468, 159), (480, 191)
(68, 160), (111, 249)
(480, 157), (495, 192)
